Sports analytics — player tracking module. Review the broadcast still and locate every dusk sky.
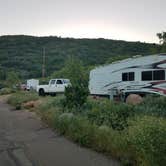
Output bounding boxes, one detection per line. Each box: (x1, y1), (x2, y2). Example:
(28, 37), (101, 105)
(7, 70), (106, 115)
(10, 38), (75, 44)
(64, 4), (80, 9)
(0, 0), (165, 43)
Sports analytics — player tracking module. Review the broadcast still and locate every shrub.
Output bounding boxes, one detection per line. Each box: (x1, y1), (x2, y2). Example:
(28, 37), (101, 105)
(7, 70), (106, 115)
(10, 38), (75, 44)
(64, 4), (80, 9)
(55, 114), (95, 146)
(134, 95), (166, 117)
(8, 91), (39, 109)
(127, 116), (166, 166)
(35, 96), (166, 166)
(0, 88), (14, 95)
(10, 90), (164, 166)
(64, 85), (89, 108)
(62, 57), (89, 109)
(84, 98), (134, 130)
(38, 95), (64, 112)
(52, 110), (133, 164)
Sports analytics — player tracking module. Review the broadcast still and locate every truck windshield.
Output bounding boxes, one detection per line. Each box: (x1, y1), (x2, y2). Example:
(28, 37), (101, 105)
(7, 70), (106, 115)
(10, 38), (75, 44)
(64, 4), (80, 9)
(50, 80), (56, 85)
(63, 79), (70, 84)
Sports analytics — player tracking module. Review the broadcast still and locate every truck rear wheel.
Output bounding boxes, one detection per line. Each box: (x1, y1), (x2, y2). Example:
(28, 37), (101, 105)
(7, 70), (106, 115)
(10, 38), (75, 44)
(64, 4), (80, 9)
(39, 89), (45, 96)
(50, 93), (56, 96)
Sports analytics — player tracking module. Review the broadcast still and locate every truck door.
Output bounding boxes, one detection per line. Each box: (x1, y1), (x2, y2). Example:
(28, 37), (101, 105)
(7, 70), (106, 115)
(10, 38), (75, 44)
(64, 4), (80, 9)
(56, 79), (65, 92)
(49, 79), (56, 92)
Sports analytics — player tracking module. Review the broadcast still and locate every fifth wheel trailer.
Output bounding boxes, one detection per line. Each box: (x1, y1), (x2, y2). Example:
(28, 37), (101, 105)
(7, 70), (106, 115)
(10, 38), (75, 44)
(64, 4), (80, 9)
(26, 79), (39, 91)
(89, 53), (166, 100)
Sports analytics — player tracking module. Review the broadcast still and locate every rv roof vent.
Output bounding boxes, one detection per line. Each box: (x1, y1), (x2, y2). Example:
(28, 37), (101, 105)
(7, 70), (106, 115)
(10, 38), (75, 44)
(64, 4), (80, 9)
(159, 53), (166, 56)
(111, 57), (133, 64)
(133, 55), (142, 58)
(121, 58), (132, 62)
(112, 61), (120, 64)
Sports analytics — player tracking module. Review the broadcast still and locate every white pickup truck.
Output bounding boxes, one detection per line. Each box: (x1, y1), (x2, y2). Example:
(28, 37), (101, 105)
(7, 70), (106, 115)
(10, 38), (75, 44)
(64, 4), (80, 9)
(37, 79), (71, 96)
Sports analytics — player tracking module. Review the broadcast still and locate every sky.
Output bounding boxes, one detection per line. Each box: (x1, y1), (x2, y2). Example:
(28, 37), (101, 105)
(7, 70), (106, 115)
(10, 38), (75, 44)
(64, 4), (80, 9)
(0, 0), (165, 43)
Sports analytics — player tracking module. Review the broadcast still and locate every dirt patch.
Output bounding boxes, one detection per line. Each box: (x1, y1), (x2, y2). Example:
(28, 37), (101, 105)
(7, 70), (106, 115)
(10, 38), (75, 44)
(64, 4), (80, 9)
(0, 94), (11, 103)
(22, 100), (43, 109)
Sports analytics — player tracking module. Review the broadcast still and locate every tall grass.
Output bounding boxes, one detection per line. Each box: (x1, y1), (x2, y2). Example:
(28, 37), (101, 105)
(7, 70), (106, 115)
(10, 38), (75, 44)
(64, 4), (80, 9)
(0, 88), (15, 95)
(8, 91), (39, 109)
(38, 96), (166, 165)
(8, 92), (166, 165)
(134, 95), (166, 117)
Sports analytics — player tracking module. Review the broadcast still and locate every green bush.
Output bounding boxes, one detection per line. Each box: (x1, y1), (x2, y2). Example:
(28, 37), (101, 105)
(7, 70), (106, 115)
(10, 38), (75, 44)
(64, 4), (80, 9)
(8, 91), (39, 109)
(35, 95), (166, 166)
(13, 92), (163, 166)
(45, 109), (133, 164)
(38, 96), (64, 112)
(0, 88), (14, 95)
(127, 116), (166, 166)
(134, 95), (166, 117)
(84, 98), (134, 130)
(61, 57), (89, 109)
(55, 113), (95, 146)
(64, 85), (89, 108)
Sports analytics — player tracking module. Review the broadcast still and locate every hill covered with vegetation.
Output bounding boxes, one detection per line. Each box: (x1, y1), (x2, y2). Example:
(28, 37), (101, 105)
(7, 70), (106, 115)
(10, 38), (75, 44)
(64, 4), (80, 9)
(0, 35), (163, 79)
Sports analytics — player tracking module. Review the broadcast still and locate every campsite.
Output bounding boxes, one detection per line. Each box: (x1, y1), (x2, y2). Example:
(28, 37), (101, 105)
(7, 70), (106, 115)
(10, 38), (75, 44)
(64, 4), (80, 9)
(0, 1), (166, 166)
(1, 52), (166, 165)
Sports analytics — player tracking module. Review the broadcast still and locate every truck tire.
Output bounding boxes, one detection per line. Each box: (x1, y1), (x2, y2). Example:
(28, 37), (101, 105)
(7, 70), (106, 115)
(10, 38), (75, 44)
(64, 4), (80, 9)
(39, 89), (45, 96)
(50, 93), (56, 96)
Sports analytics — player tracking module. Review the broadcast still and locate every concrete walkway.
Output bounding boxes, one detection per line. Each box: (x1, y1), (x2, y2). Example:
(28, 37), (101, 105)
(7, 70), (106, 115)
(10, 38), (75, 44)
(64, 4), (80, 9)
(0, 98), (120, 166)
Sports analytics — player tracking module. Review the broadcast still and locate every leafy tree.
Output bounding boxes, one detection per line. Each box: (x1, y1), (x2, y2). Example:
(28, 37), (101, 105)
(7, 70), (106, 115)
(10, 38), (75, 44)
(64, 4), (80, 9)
(6, 71), (20, 88)
(63, 57), (89, 108)
(157, 31), (166, 53)
(52, 57), (89, 86)
(157, 31), (166, 45)
(0, 66), (6, 80)
(0, 35), (161, 79)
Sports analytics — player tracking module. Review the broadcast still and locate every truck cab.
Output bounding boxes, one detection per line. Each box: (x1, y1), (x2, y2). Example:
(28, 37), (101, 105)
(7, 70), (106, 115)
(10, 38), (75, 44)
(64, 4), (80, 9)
(37, 79), (71, 96)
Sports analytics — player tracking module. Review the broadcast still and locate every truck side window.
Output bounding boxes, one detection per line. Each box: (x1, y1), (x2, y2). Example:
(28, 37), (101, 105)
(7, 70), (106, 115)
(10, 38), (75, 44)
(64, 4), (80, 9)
(56, 80), (63, 84)
(50, 80), (56, 85)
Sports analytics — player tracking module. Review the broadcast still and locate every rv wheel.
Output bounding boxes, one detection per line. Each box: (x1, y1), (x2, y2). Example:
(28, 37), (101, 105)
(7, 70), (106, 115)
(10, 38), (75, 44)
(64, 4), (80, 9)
(126, 94), (143, 105)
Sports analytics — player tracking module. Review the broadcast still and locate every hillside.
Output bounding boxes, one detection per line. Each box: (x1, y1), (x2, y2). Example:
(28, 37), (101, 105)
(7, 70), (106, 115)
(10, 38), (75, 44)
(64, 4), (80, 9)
(0, 35), (162, 79)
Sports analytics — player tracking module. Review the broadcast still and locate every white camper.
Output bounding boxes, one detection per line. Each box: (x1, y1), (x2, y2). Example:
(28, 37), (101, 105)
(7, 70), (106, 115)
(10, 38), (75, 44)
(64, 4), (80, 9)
(89, 53), (166, 100)
(27, 79), (39, 91)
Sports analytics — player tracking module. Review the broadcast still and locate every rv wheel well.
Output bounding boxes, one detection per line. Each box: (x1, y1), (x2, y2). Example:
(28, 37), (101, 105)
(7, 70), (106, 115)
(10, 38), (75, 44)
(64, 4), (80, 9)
(124, 92), (146, 102)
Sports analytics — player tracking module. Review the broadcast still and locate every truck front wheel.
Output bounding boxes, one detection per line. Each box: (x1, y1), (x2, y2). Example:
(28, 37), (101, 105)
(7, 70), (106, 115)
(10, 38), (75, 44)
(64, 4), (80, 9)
(39, 89), (45, 96)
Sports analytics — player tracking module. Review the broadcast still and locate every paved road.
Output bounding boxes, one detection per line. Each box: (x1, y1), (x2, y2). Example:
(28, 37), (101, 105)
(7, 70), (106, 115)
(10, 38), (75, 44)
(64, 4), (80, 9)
(0, 98), (119, 166)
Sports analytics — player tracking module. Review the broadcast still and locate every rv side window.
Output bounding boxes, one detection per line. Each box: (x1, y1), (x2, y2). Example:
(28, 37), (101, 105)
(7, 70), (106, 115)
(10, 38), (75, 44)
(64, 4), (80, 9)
(122, 73), (128, 81)
(122, 72), (134, 81)
(129, 72), (134, 81)
(142, 70), (165, 81)
(153, 70), (165, 80)
(142, 71), (152, 81)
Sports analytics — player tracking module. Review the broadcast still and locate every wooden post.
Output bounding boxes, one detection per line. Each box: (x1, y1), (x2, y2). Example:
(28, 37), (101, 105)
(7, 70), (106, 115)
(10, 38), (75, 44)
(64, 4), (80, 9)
(42, 47), (46, 78)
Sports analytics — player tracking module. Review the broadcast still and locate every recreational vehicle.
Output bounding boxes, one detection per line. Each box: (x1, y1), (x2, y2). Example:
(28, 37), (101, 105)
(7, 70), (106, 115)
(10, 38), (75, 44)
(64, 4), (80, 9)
(89, 53), (166, 100)
(26, 79), (39, 91)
